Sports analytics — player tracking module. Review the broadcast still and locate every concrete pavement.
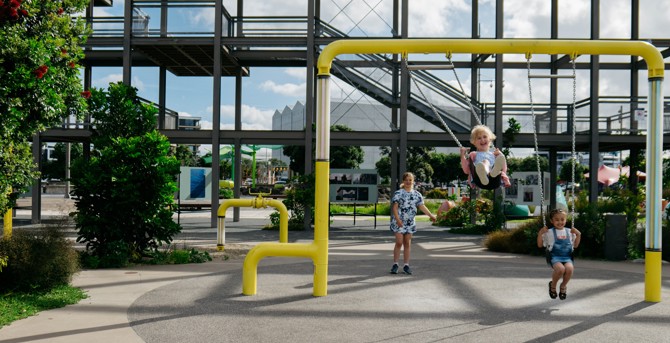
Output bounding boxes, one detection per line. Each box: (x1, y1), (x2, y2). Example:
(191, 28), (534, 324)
(1, 201), (670, 343)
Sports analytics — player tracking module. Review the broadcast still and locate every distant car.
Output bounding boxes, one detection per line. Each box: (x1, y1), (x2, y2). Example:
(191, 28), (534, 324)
(275, 180), (286, 185)
(244, 178), (253, 186)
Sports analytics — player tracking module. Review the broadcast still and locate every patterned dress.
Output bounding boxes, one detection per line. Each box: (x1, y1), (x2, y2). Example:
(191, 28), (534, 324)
(389, 188), (424, 234)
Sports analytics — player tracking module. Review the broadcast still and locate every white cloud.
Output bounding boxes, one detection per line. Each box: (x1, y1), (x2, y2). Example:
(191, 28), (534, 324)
(93, 73), (122, 88)
(284, 68), (307, 81)
(92, 74), (145, 92)
(504, 0), (551, 38)
(190, 8), (215, 28)
(204, 104), (275, 130)
(259, 80), (306, 97)
(407, 0), (469, 37)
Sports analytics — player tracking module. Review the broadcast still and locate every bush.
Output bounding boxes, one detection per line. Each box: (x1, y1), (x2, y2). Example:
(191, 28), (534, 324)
(0, 226), (79, 292)
(485, 217), (543, 254)
(219, 188), (234, 199)
(436, 201), (471, 227)
(424, 188), (451, 199)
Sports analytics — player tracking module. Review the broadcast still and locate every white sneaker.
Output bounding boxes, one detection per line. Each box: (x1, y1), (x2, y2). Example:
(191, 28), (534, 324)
(490, 155), (506, 177)
(475, 162), (489, 185)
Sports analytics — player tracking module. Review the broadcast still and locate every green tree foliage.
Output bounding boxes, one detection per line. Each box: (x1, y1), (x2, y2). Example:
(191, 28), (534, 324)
(559, 158), (586, 184)
(429, 152), (464, 186)
(0, 141), (36, 213)
(70, 82), (181, 267)
(376, 145), (436, 184)
(41, 142), (83, 180)
(0, 0), (89, 214)
(173, 144), (199, 167)
(502, 117), (521, 157)
(507, 155), (549, 175)
(283, 125), (364, 173)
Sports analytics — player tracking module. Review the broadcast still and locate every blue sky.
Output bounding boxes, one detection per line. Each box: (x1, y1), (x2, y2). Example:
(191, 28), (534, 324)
(87, 0), (670, 157)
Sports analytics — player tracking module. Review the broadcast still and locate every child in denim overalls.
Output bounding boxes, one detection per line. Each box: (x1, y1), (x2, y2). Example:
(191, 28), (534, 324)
(537, 209), (582, 300)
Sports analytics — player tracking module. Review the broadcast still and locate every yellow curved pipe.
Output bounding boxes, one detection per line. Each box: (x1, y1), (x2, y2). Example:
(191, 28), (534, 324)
(217, 196), (289, 250)
(242, 242), (318, 295)
(317, 39), (665, 79)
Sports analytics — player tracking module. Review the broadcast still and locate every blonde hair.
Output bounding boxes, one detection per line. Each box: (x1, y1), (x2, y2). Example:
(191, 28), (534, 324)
(470, 125), (496, 146)
(401, 172), (415, 182)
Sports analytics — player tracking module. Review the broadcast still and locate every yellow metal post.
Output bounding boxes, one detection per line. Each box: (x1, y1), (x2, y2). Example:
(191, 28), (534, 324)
(3, 209), (11, 239)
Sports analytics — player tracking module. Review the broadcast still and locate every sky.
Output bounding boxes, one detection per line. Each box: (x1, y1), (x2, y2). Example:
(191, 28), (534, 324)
(86, 0), (670, 158)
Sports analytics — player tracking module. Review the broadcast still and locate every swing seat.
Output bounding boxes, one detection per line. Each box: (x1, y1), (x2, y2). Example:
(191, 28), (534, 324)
(469, 158), (502, 190)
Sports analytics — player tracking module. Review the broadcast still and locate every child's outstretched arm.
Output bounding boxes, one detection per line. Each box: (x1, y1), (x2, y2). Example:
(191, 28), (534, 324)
(418, 204), (437, 222)
(571, 227), (582, 248)
(537, 226), (548, 248)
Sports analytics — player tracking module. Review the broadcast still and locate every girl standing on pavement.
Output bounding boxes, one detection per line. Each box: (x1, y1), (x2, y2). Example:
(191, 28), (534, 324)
(537, 209), (581, 300)
(389, 172), (437, 275)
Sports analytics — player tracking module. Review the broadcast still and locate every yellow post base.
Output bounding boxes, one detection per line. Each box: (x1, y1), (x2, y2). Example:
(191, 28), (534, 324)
(645, 250), (662, 302)
(3, 209), (12, 239)
(217, 244), (225, 251)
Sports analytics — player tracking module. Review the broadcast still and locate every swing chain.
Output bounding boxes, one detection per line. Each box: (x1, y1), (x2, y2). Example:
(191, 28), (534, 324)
(526, 55), (546, 228)
(404, 58), (464, 149)
(569, 57), (577, 230)
(447, 56), (484, 128)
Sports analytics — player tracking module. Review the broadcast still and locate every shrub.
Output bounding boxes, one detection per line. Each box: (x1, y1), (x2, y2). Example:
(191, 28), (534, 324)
(219, 188), (234, 199)
(436, 202), (471, 227)
(424, 188), (451, 199)
(0, 226), (79, 292)
(485, 217), (544, 254)
(70, 83), (182, 268)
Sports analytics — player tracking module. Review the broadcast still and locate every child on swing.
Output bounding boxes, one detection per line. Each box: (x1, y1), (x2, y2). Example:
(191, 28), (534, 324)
(460, 125), (510, 189)
(537, 209), (581, 300)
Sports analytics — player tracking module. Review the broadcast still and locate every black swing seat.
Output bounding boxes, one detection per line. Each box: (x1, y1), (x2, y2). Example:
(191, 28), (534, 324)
(469, 158), (502, 190)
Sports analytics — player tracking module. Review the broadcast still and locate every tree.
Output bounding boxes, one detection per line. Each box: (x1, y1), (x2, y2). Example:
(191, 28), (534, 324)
(0, 0), (89, 214)
(70, 82), (181, 267)
(502, 117), (521, 157)
(559, 158), (586, 185)
(41, 142), (83, 180)
(376, 144), (436, 184)
(429, 152), (464, 186)
(283, 124), (364, 173)
(173, 145), (199, 167)
(507, 155), (549, 175)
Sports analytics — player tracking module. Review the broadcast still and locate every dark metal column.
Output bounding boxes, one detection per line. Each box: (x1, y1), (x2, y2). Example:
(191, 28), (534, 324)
(391, 0), (400, 190)
(122, 0), (132, 85)
(210, 0), (223, 227)
(398, 0), (409, 177)
(303, 0), (317, 229)
(494, 0), (503, 139)
(588, 0), (600, 203)
(305, 0), (315, 176)
(492, 0), (504, 204)
(548, 0), (558, 210)
(629, 0), (640, 191)
(233, 71), (243, 222)
(158, 0), (168, 129)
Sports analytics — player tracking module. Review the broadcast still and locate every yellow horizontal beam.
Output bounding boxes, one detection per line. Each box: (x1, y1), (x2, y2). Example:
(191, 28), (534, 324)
(317, 39), (665, 79)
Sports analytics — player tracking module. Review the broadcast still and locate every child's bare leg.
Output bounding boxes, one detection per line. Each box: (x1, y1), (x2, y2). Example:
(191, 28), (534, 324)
(560, 263), (574, 289)
(551, 263), (566, 290)
(490, 154), (506, 177)
(475, 160), (491, 185)
(403, 233), (412, 264)
(393, 233), (403, 263)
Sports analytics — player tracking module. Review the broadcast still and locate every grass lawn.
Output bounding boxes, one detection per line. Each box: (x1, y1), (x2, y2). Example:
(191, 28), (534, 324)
(0, 285), (87, 327)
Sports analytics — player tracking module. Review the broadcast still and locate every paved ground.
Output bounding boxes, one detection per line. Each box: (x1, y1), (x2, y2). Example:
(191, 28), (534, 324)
(1, 197), (670, 343)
